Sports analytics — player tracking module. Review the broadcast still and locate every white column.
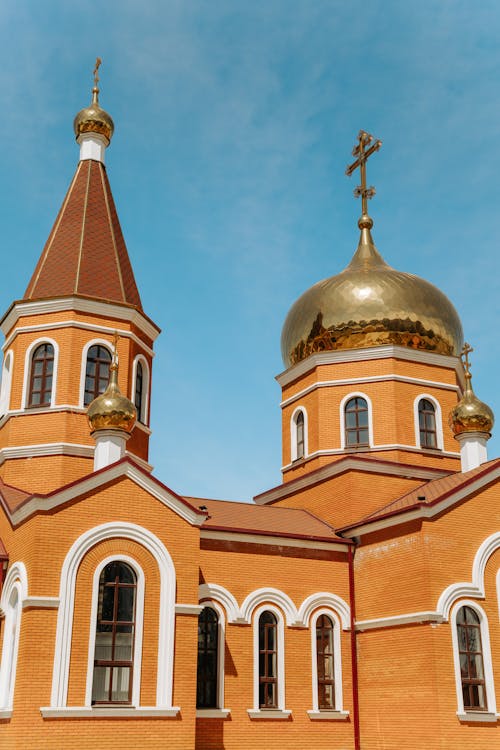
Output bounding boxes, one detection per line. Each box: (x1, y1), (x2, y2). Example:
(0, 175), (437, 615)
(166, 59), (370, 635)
(93, 429), (130, 470)
(77, 133), (108, 163)
(455, 431), (489, 472)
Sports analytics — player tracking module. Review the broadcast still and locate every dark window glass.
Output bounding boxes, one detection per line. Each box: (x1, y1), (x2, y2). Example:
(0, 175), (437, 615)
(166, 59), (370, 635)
(259, 611), (278, 709)
(84, 345), (111, 406)
(456, 606), (486, 711)
(196, 607), (219, 708)
(344, 397), (369, 447)
(28, 343), (54, 408)
(92, 561), (136, 704)
(296, 411), (305, 459)
(418, 399), (437, 448)
(316, 614), (335, 709)
(135, 362), (144, 423)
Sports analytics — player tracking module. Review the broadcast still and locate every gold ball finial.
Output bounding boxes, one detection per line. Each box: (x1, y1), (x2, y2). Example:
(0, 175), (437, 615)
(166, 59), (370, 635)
(449, 343), (494, 436)
(87, 334), (136, 434)
(73, 57), (114, 144)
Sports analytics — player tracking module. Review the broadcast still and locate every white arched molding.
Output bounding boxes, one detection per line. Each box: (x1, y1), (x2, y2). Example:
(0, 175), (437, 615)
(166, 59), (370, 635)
(296, 592), (350, 631)
(131, 355), (150, 426)
(247, 604), (290, 719)
(79, 338), (113, 407)
(437, 532), (500, 620)
(0, 350), (14, 415)
(199, 583), (239, 623)
(339, 391), (374, 449)
(450, 600), (497, 721)
(0, 562), (28, 714)
(196, 601), (230, 717)
(85, 555), (145, 707)
(240, 587), (297, 626)
(413, 393), (444, 450)
(21, 337), (59, 409)
(48, 522), (177, 714)
(308, 609), (348, 719)
(290, 405), (308, 462)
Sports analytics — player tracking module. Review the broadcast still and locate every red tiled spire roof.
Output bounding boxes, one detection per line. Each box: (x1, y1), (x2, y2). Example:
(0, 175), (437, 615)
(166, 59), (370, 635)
(24, 159), (142, 309)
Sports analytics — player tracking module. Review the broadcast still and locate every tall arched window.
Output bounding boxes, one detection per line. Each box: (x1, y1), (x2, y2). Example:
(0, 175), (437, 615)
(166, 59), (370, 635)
(92, 561), (136, 704)
(134, 361), (144, 421)
(84, 345), (111, 406)
(344, 397), (369, 447)
(296, 411), (305, 459)
(456, 605), (486, 711)
(0, 586), (21, 710)
(28, 343), (54, 407)
(259, 611), (278, 709)
(197, 607), (219, 709)
(418, 398), (437, 448)
(316, 614), (335, 710)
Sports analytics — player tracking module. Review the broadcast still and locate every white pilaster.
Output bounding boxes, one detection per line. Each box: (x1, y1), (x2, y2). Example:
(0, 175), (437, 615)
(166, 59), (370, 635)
(455, 431), (490, 472)
(77, 133), (108, 163)
(93, 429), (130, 470)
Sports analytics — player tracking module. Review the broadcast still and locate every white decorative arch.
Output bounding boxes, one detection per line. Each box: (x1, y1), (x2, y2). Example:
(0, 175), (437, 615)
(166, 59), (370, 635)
(309, 608), (346, 714)
(296, 592), (350, 631)
(413, 393), (444, 450)
(290, 405), (308, 461)
(339, 391), (374, 449)
(50, 522), (176, 709)
(437, 531), (500, 620)
(0, 562), (28, 711)
(21, 337), (59, 409)
(79, 338), (113, 407)
(240, 587), (297, 626)
(0, 350), (14, 415)
(199, 583), (239, 623)
(131, 354), (150, 425)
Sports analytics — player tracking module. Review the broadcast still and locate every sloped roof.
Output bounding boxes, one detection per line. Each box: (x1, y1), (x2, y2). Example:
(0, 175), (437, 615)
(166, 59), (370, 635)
(186, 496), (348, 544)
(24, 159), (142, 309)
(0, 536), (8, 560)
(0, 477), (31, 514)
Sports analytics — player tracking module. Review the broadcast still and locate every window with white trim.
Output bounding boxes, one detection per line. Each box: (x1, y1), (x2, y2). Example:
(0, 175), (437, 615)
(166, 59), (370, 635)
(259, 610), (278, 708)
(0, 584), (21, 710)
(28, 343), (54, 408)
(344, 397), (369, 447)
(132, 356), (149, 425)
(315, 614), (335, 709)
(0, 351), (13, 415)
(84, 345), (111, 406)
(197, 606), (219, 708)
(418, 398), (437, 449)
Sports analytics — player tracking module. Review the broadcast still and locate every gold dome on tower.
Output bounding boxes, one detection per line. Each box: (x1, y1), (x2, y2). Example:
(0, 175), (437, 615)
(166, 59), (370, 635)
(73, 58), (114, 144)
(281, 131), (464, 368)
(87, 338), (136, 434)
(449, 344), (494, 436)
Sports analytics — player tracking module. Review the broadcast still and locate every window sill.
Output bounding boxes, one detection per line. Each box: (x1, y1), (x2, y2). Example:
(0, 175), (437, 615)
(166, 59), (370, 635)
(457, 711), (497, 723)
(196, 708), (231, 719)
(0, 709), (12, 720)
(247, 709), (291, 720)
(307, 709), (349, 720)
(40, 706), (180, 719)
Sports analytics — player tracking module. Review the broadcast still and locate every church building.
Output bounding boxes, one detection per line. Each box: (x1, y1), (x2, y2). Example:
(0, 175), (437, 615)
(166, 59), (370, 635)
(0, 68), (499, 749)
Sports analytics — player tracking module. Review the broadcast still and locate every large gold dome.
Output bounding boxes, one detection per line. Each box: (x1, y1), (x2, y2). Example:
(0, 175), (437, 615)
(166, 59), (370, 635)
(281, 216), (464, 368)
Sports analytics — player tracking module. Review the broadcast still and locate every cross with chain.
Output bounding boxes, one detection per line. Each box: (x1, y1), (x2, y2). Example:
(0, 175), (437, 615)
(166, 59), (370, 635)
(461, 342), (473, 375)
(345, 130), (382, 216)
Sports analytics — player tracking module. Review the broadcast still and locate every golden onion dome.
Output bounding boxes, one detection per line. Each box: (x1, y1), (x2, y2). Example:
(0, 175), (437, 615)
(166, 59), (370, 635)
(73, 58), (114, 144)
(281, 215), (464, 368)
(449, 347), (494, 436)
(87, 361), (136, 434)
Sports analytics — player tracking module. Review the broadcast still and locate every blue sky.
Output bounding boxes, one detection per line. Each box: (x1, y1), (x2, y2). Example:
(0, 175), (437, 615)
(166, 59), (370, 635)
(0, 1), (498, 500)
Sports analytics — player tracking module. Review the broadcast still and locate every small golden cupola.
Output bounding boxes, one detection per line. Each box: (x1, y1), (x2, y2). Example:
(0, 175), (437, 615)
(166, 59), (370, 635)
(73, 58), (114, 163)
(449, 343), (494, 471)
(281, 131), (464, 368)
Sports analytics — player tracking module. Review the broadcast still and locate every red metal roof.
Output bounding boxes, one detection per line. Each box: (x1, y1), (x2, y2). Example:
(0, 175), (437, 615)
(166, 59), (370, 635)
(24, 159), (142, 309)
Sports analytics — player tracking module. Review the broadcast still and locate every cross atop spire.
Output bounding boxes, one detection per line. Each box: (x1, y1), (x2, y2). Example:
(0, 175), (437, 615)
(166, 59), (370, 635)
(92, 57), (102, 104)
(461, 342), (474, 376)
(346, 130), (382, 217)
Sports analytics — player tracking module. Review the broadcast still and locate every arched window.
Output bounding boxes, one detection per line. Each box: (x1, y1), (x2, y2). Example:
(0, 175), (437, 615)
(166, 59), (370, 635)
(418, 398), (437, 448)
(0, 351), (13, 415)
(296, 411), (305, 459)
(197, 607), (219, 709)
(344, 397), (369, 447)
(456, 605), (486, 711)
(28, 343), (54, 407)
(259, 611), (278, 709)
(92, 561), (136, 704)
(316, 614), (335, 710)
(134, 361), (144, 421)
(84, 345), (111, 406)
(0, 586), (21, 710)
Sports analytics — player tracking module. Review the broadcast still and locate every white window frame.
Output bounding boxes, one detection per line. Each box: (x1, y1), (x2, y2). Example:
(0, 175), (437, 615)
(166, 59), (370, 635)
(0, 562), (27, 714)
(339, 392), (373, 449)
(0, 350), (13, 415)
(247, 604), (290, 718)
(309, 608), (346, 716)
(290, 406), (308, 461)
(21, 337), (59, 409)
(413, 394), (444, 451)
(79, 338), (113, 407)
(450, 600), (496, 721)
(131, 355), (150, 425)
(85, 555), (145, 707)
(196, 601), (229, 717)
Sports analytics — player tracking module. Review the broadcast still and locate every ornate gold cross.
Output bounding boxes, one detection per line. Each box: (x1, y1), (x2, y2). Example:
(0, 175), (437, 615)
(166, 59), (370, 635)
(93, 57), (102, 89)
(112, 331), (120, 367)
(345, 130), (382, 216)
(461, 342), (473, 374)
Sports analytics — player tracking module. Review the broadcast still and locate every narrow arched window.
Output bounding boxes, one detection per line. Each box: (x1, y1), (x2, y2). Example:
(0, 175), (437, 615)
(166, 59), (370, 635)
(84, 345), (111, 406)
(344, 397), (369, 447)
(28, 343), (54, 407)
(92, 561), (136, 704)
(259, 611), (278, 708)
(296, 411), (305, 459)
(134, 361), (144, 423)
(456, 606), (486, 711)
(0, 586), (21, 709)
(197, 607), (219, 708)
(316, 614), (335, 709)
(418, 398), (437, 448)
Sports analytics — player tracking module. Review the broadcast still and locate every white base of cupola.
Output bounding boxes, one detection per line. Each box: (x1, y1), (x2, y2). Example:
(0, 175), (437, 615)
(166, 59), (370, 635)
(77, 132), (108, 163)
(92, 429), (130, 470)
(455, 431), (490, 472)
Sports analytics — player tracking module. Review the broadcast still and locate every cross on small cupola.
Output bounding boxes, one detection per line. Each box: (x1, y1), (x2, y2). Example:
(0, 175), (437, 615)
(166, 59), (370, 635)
(346, 130), (382, 221)
(461, 342), (473, 376)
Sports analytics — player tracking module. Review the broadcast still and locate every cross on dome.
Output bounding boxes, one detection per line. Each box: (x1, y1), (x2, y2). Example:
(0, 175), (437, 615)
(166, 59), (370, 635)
(461, 342), (473, 375)
(345, 130), (382, 218)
